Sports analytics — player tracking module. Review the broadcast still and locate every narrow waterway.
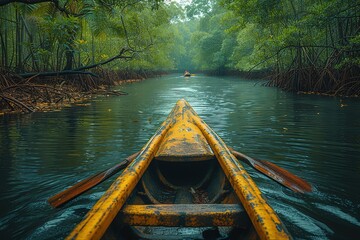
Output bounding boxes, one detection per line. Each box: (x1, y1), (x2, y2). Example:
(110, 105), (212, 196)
(0, 74), (359, 239)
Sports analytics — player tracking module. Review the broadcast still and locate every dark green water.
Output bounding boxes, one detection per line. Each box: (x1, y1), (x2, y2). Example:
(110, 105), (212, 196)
(0, 74), (359, 239)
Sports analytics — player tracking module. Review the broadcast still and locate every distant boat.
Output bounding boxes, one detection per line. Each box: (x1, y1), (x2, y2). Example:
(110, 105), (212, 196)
(184, 71), (191, 77)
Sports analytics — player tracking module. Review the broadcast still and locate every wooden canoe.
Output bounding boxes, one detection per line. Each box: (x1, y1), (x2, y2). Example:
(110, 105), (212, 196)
(66, 99), (291, 240)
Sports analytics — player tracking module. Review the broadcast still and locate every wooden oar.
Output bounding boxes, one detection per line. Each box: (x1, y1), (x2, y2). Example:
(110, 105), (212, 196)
(48, 152), (139, 208)
(230, 149), (312, 193)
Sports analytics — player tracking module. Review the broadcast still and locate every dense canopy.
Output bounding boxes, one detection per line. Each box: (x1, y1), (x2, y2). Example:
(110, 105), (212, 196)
(0, 0), (359, 95)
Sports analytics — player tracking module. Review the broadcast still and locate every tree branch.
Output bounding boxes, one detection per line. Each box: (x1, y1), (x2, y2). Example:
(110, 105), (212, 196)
(17, 48), (134, 79)
(0, 94), (34, 112)
(19, 70), (98, 79)
(0, 0), (52, 6)
(0, 0), (90, 17)
(74, 48), (133, 71)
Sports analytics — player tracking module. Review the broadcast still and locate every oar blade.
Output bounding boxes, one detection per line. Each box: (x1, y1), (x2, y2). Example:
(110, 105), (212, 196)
(48, 172), (106, 208)
(252, 158), (312, 193)
(48, 152), (139, 208)
(231, 150), (312, 193)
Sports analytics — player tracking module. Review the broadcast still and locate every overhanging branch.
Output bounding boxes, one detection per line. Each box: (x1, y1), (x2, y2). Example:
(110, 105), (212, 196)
(75, 48), (134, 71)
(18, 48), (135, 79)
(0, 0), (52, 5)
(0, 0), (90, 16)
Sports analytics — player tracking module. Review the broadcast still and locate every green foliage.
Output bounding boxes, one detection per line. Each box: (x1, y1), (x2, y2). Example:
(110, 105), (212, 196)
(1, 0), (359, 83)
(0, 0), (181, 72)
(185, 0), (214, 19)
(230, 24), (260, 71)
(168, 20), (197, 71)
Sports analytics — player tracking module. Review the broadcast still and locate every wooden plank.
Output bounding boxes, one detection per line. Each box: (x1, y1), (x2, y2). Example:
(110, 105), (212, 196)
(119, 204), (248, 227)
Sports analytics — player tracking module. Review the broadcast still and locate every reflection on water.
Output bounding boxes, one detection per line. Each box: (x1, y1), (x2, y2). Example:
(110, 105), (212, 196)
(0, 74), (360, 239)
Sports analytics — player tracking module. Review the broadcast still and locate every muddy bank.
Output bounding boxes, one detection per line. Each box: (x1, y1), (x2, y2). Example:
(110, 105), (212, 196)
(0, 68), (160, 115)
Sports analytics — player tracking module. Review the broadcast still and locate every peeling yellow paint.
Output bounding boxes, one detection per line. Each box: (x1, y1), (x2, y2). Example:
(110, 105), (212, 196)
(66, 99), (291, 240)
(155, 121), (214, 161)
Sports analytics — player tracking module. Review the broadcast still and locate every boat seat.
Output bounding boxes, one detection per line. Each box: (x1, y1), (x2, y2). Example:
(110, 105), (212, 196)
(155, 122), (215, 161)
(118, 204), (249, 227)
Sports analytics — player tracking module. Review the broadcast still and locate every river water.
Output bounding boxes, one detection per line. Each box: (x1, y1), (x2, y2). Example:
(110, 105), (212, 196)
(0, 74), (359, 239)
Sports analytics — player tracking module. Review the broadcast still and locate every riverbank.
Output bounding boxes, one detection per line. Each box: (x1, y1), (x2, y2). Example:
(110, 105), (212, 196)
(190, 69), (360, 97)
(0, 68), (159, 115)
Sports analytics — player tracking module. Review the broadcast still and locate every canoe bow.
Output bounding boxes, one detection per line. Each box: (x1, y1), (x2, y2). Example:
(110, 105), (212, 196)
(66, 99), (291, 240)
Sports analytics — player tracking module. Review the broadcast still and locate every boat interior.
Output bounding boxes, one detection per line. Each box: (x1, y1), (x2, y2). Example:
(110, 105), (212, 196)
(103, 157), (257, 240)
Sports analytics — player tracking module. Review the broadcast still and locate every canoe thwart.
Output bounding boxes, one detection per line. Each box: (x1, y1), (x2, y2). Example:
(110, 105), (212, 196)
(118, 204), (249, 227)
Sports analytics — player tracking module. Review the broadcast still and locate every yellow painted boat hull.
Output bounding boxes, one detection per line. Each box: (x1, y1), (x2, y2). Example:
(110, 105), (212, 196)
(67, 99), (291, 240)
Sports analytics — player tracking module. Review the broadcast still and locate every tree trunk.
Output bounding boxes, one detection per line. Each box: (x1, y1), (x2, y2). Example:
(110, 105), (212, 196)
(64, 47), (74, 70)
